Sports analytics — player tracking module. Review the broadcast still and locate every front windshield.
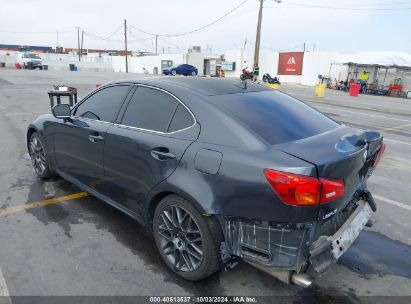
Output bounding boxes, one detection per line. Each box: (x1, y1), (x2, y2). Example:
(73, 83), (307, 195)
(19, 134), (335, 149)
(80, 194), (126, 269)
(25, 53), (40, 59)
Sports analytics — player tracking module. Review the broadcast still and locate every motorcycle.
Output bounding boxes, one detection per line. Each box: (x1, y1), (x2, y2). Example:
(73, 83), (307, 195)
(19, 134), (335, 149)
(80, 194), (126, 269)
(240, 68), (253, 81)
(262, 73), (280, 84)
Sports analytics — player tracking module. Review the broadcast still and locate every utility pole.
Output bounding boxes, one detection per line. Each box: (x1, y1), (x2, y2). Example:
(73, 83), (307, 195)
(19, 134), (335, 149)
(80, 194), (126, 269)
(253, 0), (264, 69)
(80, 30), (84, 60)
(155, 35), (158, 54)
(253, 0), (281, 69)
(75, 27), (81, 62)
(124, 19), (128, 73)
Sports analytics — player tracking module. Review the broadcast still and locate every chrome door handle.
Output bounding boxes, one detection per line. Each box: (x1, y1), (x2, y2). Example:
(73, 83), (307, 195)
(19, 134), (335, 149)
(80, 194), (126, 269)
(88, 134), (104, 143)
(150, 148), (176, 160)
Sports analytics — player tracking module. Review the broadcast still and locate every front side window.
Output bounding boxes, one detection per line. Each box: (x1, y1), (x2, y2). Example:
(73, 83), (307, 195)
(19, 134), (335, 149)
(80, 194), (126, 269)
(121, 87), (179, 132)
(74, 85), (130, 122)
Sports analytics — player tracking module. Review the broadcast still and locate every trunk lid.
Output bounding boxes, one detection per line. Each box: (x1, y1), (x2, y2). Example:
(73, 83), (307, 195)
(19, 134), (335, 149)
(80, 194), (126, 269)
(276, 125), (383, 221)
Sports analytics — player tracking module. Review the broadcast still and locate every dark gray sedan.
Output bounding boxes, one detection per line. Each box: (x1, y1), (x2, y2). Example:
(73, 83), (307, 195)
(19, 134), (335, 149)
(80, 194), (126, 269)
(27, 77), (385, 286)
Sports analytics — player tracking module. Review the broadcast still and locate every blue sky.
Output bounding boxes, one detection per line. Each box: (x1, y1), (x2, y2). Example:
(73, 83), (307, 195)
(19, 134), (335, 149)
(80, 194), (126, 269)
(0, 0), (410, 53)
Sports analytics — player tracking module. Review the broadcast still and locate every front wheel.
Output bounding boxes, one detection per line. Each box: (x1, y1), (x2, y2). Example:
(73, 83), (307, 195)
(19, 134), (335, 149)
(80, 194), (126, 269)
(153, 195), (223, 281)
(28, 132), (54, 179)
(262, 75), (268, 82)
(240, 74), (246, 81)
(191, 71), (197, 76)
(171, 70), (177, 76)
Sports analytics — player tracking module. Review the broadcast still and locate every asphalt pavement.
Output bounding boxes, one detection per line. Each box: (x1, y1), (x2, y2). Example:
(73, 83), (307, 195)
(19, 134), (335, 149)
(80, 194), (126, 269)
(0, 69), (410, 303)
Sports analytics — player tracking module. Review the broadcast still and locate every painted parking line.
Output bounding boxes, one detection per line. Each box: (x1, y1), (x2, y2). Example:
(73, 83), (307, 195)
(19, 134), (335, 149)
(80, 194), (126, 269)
(0, 268), (11, 304)
(373, 194), (411, 212)
(0, 192), (89, 216)
(313, 105), (411, 123)
(384, 138), (411, 146)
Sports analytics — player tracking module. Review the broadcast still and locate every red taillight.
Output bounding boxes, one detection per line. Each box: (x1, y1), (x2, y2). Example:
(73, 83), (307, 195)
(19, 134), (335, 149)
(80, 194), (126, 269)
(372, 143), (386, 168)
(319, 178), (345, 204)
(264, 170), (345, 206)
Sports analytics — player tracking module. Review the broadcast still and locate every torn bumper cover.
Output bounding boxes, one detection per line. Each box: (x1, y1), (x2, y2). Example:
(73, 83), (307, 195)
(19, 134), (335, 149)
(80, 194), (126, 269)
(221, 199), (374, 274)
(309, 200), (373, 272)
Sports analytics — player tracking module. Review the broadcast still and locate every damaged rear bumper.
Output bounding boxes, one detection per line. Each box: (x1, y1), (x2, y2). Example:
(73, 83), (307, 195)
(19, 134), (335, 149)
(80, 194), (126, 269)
(220, 198), (375, 277)
(309, 200), (373, 272)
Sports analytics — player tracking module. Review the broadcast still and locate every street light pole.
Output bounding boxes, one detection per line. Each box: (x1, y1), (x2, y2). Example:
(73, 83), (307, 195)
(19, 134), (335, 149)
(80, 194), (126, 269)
(75, 27), (81, 62)
(124, 19), (128, 73)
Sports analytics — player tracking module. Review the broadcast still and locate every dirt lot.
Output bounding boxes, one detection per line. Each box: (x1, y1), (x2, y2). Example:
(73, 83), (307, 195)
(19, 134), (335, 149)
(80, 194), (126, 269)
(0, 69), (410, 303)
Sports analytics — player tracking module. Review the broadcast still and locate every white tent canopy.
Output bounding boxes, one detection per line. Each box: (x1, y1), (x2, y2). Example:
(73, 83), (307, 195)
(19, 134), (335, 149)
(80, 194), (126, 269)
(333, 52), (411, 69)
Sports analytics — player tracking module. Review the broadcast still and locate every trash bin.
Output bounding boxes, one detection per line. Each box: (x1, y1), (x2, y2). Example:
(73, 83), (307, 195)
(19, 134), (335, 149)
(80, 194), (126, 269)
(314, 84), (326, 97)
(349, 84), (361, 97)
(43, 65), (48, 70)
(69, 64), (75, 71)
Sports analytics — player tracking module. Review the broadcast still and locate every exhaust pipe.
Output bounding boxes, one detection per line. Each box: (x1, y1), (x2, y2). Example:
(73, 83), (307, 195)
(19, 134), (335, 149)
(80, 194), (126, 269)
(291, 273), (313, 288)
(246, 261), (313, 288)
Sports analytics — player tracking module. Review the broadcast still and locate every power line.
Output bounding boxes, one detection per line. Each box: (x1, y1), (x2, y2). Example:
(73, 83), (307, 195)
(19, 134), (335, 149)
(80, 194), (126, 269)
(83, 25), (123, 41)
(266, 1), (411, 11)
(0, 30), (74, 34)
(128, 0), (249, 37)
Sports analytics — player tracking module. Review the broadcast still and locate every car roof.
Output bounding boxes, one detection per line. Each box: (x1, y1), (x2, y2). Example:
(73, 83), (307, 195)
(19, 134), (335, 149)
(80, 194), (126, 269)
(109, 76), (271, 96)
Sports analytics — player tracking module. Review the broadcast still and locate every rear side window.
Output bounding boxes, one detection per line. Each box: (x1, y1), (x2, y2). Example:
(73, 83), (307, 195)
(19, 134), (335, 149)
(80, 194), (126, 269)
(212, 90), (339, 145)
(75, 85), (130, 122)
(121, 87), (178, 132)
(168, 104), (195, 132)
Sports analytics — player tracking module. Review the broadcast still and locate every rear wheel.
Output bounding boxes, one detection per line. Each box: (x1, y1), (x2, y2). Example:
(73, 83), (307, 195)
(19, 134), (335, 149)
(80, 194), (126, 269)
(28, 132), (54, 179)
(153, 195), (223, 281)
(240, 74), (246, 81)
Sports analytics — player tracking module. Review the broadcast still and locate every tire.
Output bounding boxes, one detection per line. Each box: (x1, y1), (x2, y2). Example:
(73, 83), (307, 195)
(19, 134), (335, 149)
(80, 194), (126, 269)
(153, 194), (224, 281)
(240, 74), (246, 81)
(262, 75), (268, 82)
(171, 70), (177, 76)
(28, 132), (54, 179)
(191, 71), (197, 76)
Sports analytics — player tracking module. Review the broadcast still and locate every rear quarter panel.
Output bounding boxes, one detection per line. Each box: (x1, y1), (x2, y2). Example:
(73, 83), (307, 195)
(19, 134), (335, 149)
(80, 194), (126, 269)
(149, 142), (320, 223)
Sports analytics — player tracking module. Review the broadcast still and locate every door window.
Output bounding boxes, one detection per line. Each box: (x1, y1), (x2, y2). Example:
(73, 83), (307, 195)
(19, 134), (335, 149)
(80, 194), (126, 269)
(168, 104), (195, 132)
(74, 85), (130, 122)
(121, 87), (180, 132)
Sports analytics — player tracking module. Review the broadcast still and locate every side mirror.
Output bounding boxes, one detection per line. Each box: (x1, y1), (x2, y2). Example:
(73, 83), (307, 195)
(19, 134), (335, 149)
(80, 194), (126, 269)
(52, 104), (71, 119)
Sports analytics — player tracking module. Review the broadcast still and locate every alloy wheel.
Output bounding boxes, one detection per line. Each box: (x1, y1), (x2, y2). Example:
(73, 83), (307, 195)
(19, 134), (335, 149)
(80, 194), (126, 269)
(29, 136), (46, 175)
(157, 205), (204, 272)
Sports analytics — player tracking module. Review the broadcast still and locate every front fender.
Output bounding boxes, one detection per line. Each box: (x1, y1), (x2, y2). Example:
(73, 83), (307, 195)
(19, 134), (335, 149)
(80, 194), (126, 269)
(27, 114), (57, 167)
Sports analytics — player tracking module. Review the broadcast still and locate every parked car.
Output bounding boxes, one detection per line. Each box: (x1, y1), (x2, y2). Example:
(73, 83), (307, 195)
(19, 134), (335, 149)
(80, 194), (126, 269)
(27, 77), (385, 286)
(18, 52), (43, 70)
(163, 64), (198, 76)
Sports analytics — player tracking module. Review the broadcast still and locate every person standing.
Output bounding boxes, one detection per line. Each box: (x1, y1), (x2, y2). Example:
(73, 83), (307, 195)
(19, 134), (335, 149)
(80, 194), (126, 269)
(253, 65), (260, 82)
(359, 71), (369, 93)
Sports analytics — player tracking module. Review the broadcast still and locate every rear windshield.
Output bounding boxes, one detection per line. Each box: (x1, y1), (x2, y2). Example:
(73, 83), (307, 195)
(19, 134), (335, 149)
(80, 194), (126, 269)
(211, 90), (339, 145)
